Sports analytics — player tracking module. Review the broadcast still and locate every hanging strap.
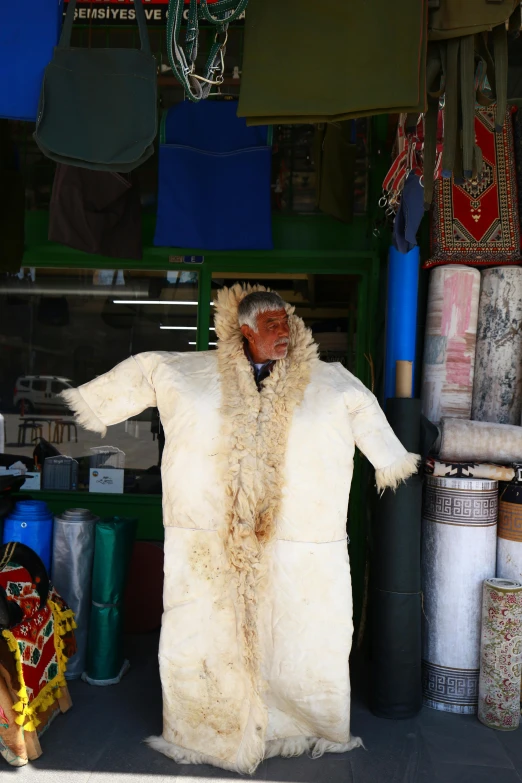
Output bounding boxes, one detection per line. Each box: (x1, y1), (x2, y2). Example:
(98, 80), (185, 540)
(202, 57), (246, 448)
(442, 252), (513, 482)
(460, 35), (475, 179)
(441, 38), (460, 178)
(166, 0), (248, 102)
(492, 23), (509, 130)
(60, 0), (151, 53)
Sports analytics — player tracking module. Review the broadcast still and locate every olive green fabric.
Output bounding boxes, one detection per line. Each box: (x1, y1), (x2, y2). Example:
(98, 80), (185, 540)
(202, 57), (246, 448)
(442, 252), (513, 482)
(315, 122), (356, 223)
(85, 517), (137, 684)
(237, 0), (428, 126)
(429, 0), (519, 40)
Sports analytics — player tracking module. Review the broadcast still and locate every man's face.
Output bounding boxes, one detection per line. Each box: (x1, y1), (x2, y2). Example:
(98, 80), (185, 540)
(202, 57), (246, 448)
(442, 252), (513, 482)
(241, 309), (290, 363)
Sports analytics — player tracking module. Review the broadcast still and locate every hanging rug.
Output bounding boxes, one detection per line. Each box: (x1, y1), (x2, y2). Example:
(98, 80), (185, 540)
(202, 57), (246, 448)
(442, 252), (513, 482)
(0, 563), (76, 732)
(424, 106), (520, 268)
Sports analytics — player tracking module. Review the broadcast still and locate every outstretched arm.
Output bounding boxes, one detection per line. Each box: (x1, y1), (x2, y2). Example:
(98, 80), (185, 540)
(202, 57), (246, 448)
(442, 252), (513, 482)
(340, 368), (420, 492)
(60, 354), (157, 438)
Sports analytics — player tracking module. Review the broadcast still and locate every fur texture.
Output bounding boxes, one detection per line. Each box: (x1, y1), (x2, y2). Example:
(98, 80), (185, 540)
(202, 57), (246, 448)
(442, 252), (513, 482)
(146, 733), (364, 772)
(375, 451), (420, 494)
(213, 284), (318, 772)
(59, 388), (107, 437)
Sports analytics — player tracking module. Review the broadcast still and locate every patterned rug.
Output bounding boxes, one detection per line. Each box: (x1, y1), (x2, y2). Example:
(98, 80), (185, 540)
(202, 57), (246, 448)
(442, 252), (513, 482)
(424, 106), (521, 268)
(0, 562), (76, 733)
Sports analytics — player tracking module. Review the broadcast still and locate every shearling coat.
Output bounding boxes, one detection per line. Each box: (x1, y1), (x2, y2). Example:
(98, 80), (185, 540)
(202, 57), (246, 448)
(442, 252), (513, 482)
(62, 285), (419, 773)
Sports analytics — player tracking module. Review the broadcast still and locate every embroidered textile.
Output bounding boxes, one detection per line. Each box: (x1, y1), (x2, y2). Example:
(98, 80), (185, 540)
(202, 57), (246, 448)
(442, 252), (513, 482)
(425, 107), (520, 268)
(0, 563), (76, 731)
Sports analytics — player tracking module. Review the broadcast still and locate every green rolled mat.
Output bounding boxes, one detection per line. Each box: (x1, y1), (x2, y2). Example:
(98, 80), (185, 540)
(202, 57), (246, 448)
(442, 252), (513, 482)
(82, 516), (137, 686)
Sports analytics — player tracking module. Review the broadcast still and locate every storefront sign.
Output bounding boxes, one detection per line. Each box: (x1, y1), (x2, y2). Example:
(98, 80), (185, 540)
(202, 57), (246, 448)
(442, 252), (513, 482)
(63, 0), (244, 26)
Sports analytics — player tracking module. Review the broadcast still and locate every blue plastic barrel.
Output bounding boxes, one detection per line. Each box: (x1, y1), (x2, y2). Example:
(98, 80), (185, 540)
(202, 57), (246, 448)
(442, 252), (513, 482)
(2, 500), (54, 572)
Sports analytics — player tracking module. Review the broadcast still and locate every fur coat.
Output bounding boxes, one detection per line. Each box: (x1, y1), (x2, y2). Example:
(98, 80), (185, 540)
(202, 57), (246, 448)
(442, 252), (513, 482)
(61, 284), (419, 773)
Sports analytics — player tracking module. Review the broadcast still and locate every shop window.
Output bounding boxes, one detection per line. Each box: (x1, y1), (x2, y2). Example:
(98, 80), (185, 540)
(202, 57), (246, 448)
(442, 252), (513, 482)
(0, 268), (199, 495)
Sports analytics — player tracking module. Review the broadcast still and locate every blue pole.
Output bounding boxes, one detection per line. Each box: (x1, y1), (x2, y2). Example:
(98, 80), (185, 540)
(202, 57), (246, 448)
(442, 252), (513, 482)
(384, 246), (420, 402)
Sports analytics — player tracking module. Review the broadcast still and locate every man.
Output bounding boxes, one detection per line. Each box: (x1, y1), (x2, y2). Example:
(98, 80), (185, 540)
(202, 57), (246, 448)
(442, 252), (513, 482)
(61, 285), (419, 774)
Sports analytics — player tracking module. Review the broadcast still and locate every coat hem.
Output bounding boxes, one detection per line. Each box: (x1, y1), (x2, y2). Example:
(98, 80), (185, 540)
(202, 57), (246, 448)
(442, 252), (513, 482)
(146, 733), (364, 772)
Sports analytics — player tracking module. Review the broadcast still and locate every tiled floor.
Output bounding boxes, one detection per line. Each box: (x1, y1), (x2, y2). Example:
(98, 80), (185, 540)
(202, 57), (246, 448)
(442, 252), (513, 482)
(5, 635), (522, 783)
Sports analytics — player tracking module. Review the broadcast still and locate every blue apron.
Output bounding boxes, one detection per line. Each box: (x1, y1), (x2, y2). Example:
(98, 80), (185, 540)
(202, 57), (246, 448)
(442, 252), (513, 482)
(0, 1), (64, 121)
(154, 101), (272, 251)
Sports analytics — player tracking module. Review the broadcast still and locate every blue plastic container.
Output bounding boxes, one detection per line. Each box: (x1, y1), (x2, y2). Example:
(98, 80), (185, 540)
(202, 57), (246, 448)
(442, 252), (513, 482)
(2, 500), (54, 572)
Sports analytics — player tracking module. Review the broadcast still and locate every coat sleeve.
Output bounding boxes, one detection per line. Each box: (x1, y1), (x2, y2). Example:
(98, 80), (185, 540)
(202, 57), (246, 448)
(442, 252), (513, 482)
(59, 353), (157, 438)
(339, 367), (420, 493)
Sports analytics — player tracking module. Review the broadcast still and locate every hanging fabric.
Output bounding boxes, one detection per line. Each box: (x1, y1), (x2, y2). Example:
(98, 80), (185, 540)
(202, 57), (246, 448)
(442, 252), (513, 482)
(34, 0), (157, 172)
(314, 122), (356, 223)
(154, 101), (272, 250)
(237, 0), (428, 125)
(424, 106), (520, 267)
(428, 0), (519, 40)
(166, 0), (248, 101)
(49, 165), (143, 260)
(0, 1), (63, 121)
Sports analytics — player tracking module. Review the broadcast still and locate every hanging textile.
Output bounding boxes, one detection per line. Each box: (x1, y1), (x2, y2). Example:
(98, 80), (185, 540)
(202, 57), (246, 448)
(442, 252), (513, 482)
(438, 417), (522, 464)
(34, 0), (157, 172)
(49, 165), (143, 261)
(237, 0), (428, 125)
(154, 101), (272, 250)
(83, 517), (137, 686)
(424, 106), (520, 268)
(429, 0), (519, 39)
(51, 509), (98, 680)
(472, 267), (522, 425)
(314, 122), (356, 223)
(0, 121), (25, 273)
(478, 578), (522, 731)
(421, 265), (481, 424)
(0, 1), (63, 121)
(422, 476), (498, 713)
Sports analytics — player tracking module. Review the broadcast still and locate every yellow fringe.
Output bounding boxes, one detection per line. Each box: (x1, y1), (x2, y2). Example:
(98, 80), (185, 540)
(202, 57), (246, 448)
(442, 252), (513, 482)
(1, 599), (76, 730)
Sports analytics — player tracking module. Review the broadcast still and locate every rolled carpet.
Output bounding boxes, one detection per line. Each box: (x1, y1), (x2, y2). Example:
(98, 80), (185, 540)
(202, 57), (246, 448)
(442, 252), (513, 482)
(478, 578), (522, 731)
(472, 267), (522, 425)
(422, 476), (498, 713)
(438, 418), (522, 463)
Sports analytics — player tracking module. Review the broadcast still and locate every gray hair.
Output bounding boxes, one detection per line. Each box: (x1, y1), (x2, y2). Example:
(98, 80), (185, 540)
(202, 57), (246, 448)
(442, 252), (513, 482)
(238, 291), (287, 331)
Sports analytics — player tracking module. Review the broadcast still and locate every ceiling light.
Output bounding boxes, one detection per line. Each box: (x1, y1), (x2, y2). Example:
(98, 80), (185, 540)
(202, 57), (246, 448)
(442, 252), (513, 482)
(159, 326), (216, 331)
(113, 300), (198, 305)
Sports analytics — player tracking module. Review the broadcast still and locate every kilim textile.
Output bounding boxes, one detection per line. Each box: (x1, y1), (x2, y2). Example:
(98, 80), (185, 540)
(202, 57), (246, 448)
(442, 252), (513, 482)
(0, 562), (76, 732)
(425, 106), (520, 268)
(425, 458), (515, 482)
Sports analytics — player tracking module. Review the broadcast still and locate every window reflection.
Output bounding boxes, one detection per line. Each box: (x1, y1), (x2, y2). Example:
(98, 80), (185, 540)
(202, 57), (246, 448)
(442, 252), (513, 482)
(0, 268), (199, 494)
